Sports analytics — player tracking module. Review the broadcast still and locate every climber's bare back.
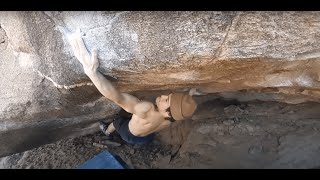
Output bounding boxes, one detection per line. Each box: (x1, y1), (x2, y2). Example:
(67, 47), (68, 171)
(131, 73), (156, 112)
(128, 101), (171, 137)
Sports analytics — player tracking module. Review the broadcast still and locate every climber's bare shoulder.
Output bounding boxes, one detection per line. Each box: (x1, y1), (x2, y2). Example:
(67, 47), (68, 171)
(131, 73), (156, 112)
(132, 101), (163, 122)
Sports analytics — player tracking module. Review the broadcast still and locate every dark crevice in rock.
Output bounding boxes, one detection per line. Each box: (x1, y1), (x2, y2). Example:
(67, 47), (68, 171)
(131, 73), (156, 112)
(0, 24), (8, 51)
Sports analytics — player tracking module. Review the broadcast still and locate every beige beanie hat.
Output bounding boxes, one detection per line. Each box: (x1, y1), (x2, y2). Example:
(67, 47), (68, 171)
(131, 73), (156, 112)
(170, 92), (197, 121)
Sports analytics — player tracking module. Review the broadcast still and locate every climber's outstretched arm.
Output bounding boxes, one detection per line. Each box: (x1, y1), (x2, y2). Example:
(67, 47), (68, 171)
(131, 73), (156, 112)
(66, 29), (140, 113)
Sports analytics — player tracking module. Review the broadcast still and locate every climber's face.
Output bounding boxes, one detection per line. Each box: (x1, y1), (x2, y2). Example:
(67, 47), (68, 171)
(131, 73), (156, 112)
(156, 94), (172, 117)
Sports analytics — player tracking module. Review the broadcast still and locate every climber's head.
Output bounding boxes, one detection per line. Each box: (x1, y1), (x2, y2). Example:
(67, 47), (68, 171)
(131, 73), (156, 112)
(156, 91), (197, 121)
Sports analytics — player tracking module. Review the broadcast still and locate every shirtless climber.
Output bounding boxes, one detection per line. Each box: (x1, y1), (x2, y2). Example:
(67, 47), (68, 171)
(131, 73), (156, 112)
(65, 29), (197, 145)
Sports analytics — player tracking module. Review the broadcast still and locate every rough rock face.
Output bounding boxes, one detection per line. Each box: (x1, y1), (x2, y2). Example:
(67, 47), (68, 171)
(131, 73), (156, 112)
(1, 11), (320, 156)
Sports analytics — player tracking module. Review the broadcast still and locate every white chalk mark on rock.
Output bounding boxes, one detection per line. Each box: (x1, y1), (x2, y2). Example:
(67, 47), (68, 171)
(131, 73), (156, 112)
(37, 71), (93, 89)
